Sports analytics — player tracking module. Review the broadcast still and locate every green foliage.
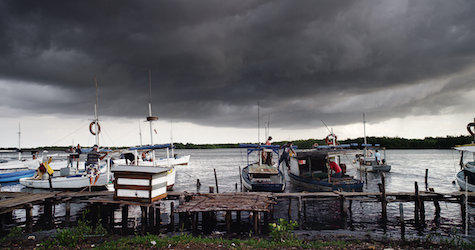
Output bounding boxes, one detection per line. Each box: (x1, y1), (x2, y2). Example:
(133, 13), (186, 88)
(6, 226), (22, 238)
(269, 218), (299, 242)
(41, 209), (107, 248)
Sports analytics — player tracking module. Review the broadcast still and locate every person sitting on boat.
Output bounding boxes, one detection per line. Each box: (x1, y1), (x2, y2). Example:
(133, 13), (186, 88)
(279, 142), (296, 169)
(374, 150), (381, 165)
(33, 157), (53, 180)
(86, 145), (108, 186)
(329, 160), (342, 178)
(33, 163), (47, 180)
(142, 151), (152, 161)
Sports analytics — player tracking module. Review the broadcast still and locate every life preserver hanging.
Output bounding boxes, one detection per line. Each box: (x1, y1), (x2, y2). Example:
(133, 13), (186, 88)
(467, 122), (475, 136)
(325, 133), (338, 145)
(89, 121), (101, 135)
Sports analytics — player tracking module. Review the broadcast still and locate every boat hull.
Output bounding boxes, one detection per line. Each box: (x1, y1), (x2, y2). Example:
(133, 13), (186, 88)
(20, 173), (110, 190)
(288, 172), (363, 192)
(455, 170), (475, 192)
(359, 164), (391, 172)
(241, 165), (285, 192)
(0, 170), (36, 183)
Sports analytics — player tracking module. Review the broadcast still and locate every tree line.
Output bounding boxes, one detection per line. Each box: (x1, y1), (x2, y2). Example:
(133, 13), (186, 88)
(3, 135), (473, 151)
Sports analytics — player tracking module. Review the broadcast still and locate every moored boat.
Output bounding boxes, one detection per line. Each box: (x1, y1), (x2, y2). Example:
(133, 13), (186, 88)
(0, 169), (36, 183)
(356, 145), (391, 172)
(288, 141), (364, 191)
(240, 144), (285, 192)
(453, 144), (475, 192)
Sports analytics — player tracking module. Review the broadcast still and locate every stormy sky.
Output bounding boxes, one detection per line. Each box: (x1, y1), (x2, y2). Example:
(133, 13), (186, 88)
(1, 0), (475, 148)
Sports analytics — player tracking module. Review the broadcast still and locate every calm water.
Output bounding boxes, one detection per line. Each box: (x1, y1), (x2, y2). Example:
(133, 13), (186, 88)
(0, 148), (472, 236)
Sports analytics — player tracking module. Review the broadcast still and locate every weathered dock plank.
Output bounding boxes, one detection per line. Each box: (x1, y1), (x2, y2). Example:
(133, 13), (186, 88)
(0, 192), (58, 214)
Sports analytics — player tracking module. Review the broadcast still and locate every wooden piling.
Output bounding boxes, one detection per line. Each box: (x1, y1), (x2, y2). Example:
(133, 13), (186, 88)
(141, 206), (147, 233)
(239, 166), (242, 192)
(65, 200), (71, 227)
(121, 205), (128, 235)
(425, 169), (429, 190)
(25, 203), (33, 233)
(414, 182), (420, 227)
(381, 172), (387, 223)
(214, 168), (219, 193)
(288, 198), (292, 220)
(155, 206), (161, 232)
(298, 196), (302, 229)
(226, 211), (232, 233)
(399, 203), (405, 240)
(209, 186), (214, 193)
(170, 201), (175, 232)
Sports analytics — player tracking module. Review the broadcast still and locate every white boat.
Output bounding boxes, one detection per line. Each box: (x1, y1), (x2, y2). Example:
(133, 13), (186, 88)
(453, 144), (475, 192)
(20, 78), (113, 190)
(356, 145), (391, 172)
(356, 114), (391, 172)
(20, 161), (112, 190)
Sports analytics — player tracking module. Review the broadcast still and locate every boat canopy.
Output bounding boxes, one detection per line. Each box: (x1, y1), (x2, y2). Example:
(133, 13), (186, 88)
(130, 143), (173, 150)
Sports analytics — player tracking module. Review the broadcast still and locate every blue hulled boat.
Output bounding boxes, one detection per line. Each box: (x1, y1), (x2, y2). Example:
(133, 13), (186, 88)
(240, 144), (285, 192)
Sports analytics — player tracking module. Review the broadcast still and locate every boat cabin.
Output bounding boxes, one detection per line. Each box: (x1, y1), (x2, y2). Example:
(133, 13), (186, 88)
(111, 165), (168, 203)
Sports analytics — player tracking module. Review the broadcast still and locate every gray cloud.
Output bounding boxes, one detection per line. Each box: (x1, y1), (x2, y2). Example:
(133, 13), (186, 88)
(1, 0), (475, 132)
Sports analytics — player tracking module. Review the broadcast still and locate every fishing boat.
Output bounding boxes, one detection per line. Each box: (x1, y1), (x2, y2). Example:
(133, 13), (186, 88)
(20, 78), (113, 190)
(240, 144), (285, 192)
(357, 145), (391, 172)
(288, 135), (364, 191)
(356, 114), (391, 172)
(453, 145), (475, 192)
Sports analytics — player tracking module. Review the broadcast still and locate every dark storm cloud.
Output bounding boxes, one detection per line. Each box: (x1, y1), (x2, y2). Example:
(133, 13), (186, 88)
(1, 0), (475, 131)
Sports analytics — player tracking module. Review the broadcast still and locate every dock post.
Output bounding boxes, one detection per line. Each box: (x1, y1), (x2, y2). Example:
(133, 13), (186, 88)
(460, 194), (466, 226)
(414, 182), (420, 228)
(214, 168), (219, 193)
(225, 211), (232, 234)
(399, 203), (405, 240)
(155, 205), (161, 232)
(121, 205), (128, 235)
(44, 198), (53, 229)
(149, 206), (155, 232)
(253, 211), (260, 235)
(288, 198), (292, 220)
(263, 211), (269, 234)
(209, 186), (214, 193)
(170, 201), (175, 232)
(433, 196), (440, 227)
(381, 172), (387, 224)
(425, 169), (429, 190)
(298, 196), (302, 230)
(236, 211), (241, 231)
(25, 203), (33, 233)
(109, 206), (115, 232)
(141, 206), (147, 234)
(65, 200), (71, 227)
(239, 166), (242, 192)
(192, 212), (197, 235)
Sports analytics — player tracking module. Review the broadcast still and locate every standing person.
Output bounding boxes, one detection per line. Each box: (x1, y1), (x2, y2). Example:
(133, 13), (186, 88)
(279, 142), (296, 169)
(86, 145), (108, 186)
(329, 160), (342, 178)
(264, 136), (273, 165)
(77, 144), (82, 154)
(374, 150), (381, 165)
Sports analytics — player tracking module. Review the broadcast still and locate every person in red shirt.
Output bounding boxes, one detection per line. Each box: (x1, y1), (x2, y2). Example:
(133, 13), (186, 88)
(329, 160), (342, 178)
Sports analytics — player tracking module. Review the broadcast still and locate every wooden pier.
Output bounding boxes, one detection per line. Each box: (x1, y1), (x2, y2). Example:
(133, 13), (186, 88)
(0, 186), (473, 237)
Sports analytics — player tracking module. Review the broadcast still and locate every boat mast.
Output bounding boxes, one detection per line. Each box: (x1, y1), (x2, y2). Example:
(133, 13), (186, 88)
(17, 123), (21, 160)
(363, 113), (367, 163)
(94, 76), (99, 147)
(147, 70), (158, 166)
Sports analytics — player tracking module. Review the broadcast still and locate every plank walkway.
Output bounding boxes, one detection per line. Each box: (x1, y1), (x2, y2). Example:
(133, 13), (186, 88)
(174, 192), (273, 213)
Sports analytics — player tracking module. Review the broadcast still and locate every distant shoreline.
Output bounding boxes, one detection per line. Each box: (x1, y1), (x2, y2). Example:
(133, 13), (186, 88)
(1, 135), (472, 151)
